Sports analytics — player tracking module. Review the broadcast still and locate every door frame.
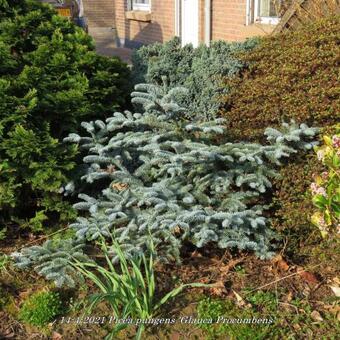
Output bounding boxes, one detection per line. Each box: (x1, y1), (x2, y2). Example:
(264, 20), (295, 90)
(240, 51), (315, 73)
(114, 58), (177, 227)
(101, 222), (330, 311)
(175, 0), (199, 47)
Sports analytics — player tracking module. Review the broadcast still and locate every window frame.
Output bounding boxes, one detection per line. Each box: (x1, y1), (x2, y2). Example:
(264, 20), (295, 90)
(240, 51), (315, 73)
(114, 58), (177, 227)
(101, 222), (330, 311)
(132, 0), (151, 11)
(252, 0), (280, 25)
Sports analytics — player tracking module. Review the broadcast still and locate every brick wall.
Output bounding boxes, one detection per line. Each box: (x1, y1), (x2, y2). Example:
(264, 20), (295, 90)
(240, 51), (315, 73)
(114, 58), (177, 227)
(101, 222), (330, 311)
(84, 0), (275, 48)
(115, 0), (175, 47)
(83, 0), (115, 28)
(211, 0), (247, 41)
(211, 0), (275, 41)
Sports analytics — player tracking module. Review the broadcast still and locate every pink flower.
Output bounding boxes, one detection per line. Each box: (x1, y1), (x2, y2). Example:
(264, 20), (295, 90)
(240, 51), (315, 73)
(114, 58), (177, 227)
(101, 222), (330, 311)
(318, 216), (327, 228)
(332, 135), (340, 148)
(310, 182), (318, 195)
(317, 187), (327, 197)
(321, 171), (329, 180)
(310, 182), (327, 197)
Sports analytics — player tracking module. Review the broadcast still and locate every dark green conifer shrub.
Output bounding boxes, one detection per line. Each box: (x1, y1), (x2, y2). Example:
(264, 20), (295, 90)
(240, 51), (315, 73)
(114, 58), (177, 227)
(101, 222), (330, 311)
(0, 0), (131, 229)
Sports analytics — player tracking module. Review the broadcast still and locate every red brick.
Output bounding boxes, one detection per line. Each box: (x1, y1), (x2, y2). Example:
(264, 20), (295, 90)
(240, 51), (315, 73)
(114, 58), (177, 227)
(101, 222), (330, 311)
(84, 0), (275, 46)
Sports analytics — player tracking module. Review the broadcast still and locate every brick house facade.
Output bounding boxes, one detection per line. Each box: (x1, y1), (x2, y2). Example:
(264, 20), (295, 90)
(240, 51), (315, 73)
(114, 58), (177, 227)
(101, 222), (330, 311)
(83, 0), (279, 48)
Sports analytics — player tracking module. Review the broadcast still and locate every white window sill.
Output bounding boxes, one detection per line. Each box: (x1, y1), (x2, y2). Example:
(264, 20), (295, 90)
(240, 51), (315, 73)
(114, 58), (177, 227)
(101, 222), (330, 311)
(132, 5), (151, 11)
(255, 17), (280, 25)
(126, 10), (152, 22)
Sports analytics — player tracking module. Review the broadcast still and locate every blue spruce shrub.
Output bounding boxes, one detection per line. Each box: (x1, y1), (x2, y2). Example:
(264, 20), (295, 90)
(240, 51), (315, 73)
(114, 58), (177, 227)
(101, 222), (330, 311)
(131, 37), (259, 120)
(63, 84), (318, 262)
(11, 83), (319, 287)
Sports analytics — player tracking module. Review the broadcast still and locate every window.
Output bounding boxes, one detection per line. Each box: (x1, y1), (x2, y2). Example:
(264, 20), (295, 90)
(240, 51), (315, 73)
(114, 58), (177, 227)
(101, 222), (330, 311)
(132, 0), (151, 11)
(247, 0), (280, 25)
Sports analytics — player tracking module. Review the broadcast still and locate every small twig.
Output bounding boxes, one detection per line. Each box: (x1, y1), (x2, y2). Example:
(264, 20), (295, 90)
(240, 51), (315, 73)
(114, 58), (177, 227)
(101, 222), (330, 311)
(279, 237), (289, 256)
(17, 226), (70, 250)
(247, 264), (321, 293)
(208, 250), (244, 282)
(279, 302), (299, 314)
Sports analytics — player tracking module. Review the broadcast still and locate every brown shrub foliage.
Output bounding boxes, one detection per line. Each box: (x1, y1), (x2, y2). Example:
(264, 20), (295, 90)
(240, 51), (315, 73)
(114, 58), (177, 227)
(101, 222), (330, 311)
(271, 153), (322, 233)
(221, 16), (339, 243)
(222, 15), (340, 142)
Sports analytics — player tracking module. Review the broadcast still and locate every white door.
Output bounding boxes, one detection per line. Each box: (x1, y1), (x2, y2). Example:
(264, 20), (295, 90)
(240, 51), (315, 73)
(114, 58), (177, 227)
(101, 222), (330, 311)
(181, 0), (199, 47)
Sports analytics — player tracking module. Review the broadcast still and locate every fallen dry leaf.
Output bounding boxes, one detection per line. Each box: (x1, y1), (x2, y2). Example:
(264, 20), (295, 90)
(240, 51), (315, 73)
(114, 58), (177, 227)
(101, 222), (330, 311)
(302, 285), (311, 297)
(210, 281), (227, 296)
(310, 310), (323, 322)
(18, 289), (32, 300)
(190, 250), (202, 258)
(28, 233), (36, 241)
(299, 270), (319, 284)
(323, 304), (340, 321)
(220, 259), (242, 275)
(170, 333), (181, 340)
(3, 333), (16, 338)
(233, 290), (244, 303)
(332, 277), (340, 285)
(233, 290), (251, 308)
(293, 323), (301, 331)
(330, 286), (340, 297)
(284, 291), (293, 302)
(52, 332), (62, 340)
(278, 260), (289, 271)
(331, 308), (340, 321)
(111, 182), (128, 191)
(272, 255), (289, 271)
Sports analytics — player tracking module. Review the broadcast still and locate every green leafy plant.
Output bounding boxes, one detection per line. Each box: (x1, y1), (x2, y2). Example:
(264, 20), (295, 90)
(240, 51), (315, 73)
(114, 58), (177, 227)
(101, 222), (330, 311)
(0, 253), (10, 274)
(0, 227), (6, 241)
(71, 236), (208, 340)
(234, 265), (246, 276)
(63, 82), (318, 263)
(220, 15), (339, 255)
(12, 239), (88, 287)
(310, 129), (340, 237)
(19, 290), (63, 327)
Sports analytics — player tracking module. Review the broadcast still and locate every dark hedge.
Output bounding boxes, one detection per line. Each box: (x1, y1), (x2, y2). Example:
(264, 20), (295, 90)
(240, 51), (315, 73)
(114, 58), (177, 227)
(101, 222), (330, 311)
(0, 0), (131, 230)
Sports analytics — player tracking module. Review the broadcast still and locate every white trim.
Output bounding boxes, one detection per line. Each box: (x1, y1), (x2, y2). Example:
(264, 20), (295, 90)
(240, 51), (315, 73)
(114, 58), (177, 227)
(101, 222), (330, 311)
(132, 0), (151, 11)
(204, 0), (211, 46)
(175, 0), (180, 36)
(246, 0), (251, 26)
(181, 0), (199, 47)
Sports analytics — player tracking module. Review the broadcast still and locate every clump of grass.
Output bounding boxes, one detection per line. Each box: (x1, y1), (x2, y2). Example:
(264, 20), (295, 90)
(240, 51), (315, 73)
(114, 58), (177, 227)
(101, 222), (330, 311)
(71, 237), (209, 339)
